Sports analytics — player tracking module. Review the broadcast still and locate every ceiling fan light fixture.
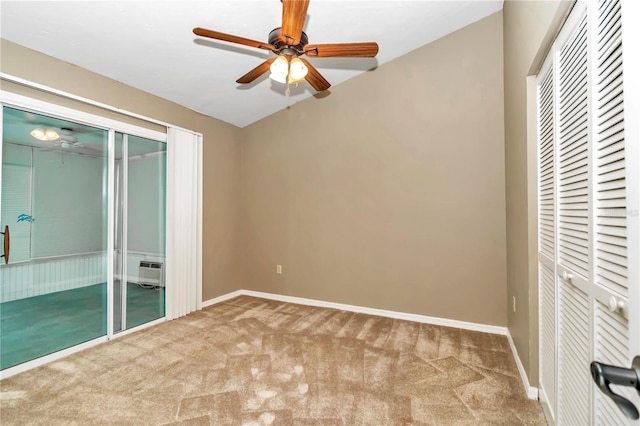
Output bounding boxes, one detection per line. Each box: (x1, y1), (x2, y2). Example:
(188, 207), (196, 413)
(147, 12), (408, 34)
(30, 127), (59, 141)
(45, 129), (59, 140)
(30, 128), (44, 139)
(269, 55), (289, 84)
(288, 57), (308, 83)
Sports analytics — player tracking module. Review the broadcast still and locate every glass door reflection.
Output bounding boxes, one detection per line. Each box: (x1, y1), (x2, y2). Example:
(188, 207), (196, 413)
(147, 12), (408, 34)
(1, 106), (108, 369)
(113, 133), (166, 333)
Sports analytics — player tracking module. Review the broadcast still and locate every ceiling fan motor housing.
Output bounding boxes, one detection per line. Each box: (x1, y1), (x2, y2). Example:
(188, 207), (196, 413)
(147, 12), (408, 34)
(269, 27), (308, 56)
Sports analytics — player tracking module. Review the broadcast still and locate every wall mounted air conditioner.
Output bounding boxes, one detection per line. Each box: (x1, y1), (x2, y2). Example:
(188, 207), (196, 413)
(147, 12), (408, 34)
(139, 261), (164, 288)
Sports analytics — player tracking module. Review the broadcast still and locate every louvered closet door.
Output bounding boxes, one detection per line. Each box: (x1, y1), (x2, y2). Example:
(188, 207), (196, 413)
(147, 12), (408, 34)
(556, 6), (591, 425)
(591, 0), (637, 423)
(537, 59), (556, 422)
(537, 0), (640, 424)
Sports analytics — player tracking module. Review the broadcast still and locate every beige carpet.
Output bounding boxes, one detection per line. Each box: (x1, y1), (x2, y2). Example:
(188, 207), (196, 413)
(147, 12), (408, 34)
(0, 296), (545, 425)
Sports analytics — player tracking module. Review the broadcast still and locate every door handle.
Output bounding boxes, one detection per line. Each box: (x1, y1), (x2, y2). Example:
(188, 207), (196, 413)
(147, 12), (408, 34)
(590, 356), (640, 420)
(1, 225), (9, 264)
(608, 295), (626, 314)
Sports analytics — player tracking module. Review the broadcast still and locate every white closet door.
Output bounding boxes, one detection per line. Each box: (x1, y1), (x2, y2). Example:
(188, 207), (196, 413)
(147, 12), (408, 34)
(620, 0), (640, 365)
(555, 6), (592, 425)
(592, 0), (637, 423)
(538, 0), (640, 424)
(537, 58), (557, 422)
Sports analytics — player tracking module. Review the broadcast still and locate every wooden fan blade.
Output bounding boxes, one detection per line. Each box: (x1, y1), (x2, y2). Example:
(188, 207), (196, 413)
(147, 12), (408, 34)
(281, 0), (310, 45)
(193, 27), (274, 51)
(304, 42), (379, 58)
(236, 58), (275, 84)
(300, 58), (330, 92)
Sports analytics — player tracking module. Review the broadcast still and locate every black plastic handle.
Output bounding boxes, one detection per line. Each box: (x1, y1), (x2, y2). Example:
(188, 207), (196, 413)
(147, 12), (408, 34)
(591, 357), (640, 420)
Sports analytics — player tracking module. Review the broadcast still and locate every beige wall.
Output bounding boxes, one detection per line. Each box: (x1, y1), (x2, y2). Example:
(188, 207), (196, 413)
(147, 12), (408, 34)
(0, 39), (241, 301)
(502, 0), (573, 386)
(238, 12), (507, 326)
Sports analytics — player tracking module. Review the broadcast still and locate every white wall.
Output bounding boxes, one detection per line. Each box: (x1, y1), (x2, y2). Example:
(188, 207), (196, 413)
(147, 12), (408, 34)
(1, 140), (167, 302)
(127, 151), (166, 254)
(31, 149), (105, 257)
(0, 252), (105, 302)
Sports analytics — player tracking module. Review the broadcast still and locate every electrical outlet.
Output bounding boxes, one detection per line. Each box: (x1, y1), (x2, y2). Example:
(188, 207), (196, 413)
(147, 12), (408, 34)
(512, 296), (516, 313)
(276, 264), (282, 275)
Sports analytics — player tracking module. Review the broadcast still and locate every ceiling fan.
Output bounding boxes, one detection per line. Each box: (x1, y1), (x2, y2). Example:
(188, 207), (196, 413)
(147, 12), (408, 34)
(43, 128), (102, 153)
(55, 128), (85, 149)
(30, 126), (84, 148)
(193, 0), (379, 92)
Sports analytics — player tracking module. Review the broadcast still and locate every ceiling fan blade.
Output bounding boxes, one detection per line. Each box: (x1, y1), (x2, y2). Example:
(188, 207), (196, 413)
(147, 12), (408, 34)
(236, 58), (275, 84)
(193, 27), (275, 51)
(300, 58), (331, 92)
(304, 42), (379, 58)
(281, 0), (310, 45)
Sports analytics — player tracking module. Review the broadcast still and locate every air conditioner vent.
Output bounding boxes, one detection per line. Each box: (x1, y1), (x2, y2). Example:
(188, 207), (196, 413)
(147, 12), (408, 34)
(139, 261), (164, 288)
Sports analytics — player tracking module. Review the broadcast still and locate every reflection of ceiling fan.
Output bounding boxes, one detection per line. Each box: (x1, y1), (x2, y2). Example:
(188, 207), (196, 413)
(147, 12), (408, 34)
(193, 0), (379, 92)
(55, 128), (85, 149)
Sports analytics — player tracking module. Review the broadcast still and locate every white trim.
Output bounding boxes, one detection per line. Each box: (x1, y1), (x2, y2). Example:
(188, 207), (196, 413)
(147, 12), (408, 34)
(239, 290), (509, 335)
(106, 129), (115, 338)
(0, 336), (108, 380)
(506, 331), (540, 400)
(203, 290), (509, 335)
(112, 317), (166, 338)
(203, 290), (508, 335)
(1, 91), (167, 143)
(201, 290), (245, 308)
(1, 73), (203, 139)
(1, 73), (196, 136)
(120, 133), (129, 331)
(28, 250), (105, 263)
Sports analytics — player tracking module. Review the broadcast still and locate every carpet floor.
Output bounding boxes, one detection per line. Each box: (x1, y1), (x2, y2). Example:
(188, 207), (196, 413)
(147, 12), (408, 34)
(0, 295), (545, 425)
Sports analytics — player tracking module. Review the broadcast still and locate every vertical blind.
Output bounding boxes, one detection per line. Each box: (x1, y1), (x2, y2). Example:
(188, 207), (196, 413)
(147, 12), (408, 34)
(165, 127), (202, 319)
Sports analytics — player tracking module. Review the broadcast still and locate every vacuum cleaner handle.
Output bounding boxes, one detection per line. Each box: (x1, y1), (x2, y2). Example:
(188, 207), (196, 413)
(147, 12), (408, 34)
(590, 356), (640, 420)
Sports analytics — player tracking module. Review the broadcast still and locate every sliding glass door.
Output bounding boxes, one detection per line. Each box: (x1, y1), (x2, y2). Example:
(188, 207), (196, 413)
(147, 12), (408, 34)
(1, 106), (109, 369)
(0, 104), (166, 371)
(113, 133), (166, 333)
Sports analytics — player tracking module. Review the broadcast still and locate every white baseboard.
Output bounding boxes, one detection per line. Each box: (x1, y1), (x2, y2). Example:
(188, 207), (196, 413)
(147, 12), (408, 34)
(201, 290), (244, 308)
(506, 331), (539, 400)
(203, 289), (509, 335)
(239, 289), (509, 335)
(202, 289), (539, 400)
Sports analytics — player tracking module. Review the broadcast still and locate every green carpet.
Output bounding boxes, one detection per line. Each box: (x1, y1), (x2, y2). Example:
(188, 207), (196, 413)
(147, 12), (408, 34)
(0, 282), (164, 370)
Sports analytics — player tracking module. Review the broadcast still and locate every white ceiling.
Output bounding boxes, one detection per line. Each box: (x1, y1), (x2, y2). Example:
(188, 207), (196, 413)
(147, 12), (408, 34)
(0, 1), (503, 128)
